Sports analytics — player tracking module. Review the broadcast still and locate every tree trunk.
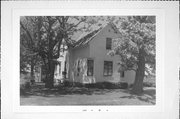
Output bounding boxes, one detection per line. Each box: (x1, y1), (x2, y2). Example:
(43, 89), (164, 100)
(30, 58), (34, 79)
(45, 60), (55, 88)
(30, 63), (34, 78)
(44, 18), (55, 89)
(132, 48), (146, 94)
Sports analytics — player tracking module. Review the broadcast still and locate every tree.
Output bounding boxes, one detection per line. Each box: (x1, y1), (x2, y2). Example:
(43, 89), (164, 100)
(20, 16), (93, 88)
(110, 16), (156, 94)
(20, 18), (42, 77)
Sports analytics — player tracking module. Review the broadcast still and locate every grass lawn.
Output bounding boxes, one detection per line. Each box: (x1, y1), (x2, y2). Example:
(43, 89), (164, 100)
(20, 84), (155, 105)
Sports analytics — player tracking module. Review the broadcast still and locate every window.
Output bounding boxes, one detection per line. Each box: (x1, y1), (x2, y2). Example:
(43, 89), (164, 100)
(106, 38), (112, 50)
(77, 60), (80, 76)
(120, 71), (125, 78)
(104, 61), (113, 76)
(87, 59), (94, 76)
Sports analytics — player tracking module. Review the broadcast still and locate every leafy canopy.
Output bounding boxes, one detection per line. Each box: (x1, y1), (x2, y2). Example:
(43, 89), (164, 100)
(110, 16), (156, 75)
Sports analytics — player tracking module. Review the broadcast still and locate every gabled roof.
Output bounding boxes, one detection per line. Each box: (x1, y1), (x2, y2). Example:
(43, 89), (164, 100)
(73, 27), (102, 48)
(73, 22), (120, 48)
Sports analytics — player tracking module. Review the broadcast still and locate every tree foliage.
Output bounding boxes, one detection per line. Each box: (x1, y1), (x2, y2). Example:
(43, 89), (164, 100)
(20, 18), (42, 74)
(113, 16), (155, 72)
(110, 16), (156, 94)
(20, 16), (156, 92)
(20, 16), (94, 88)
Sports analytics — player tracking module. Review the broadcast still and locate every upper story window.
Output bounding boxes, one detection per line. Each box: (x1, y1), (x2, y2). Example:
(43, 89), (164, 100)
(106, 38), (112, 50)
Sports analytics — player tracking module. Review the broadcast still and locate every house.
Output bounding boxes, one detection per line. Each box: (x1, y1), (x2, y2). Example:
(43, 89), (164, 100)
(53, 39), (69, 84)
(54, 22), (136, 86)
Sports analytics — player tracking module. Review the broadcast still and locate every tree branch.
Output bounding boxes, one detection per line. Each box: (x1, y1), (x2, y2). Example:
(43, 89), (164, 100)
(56, 17), (66, 32)
(66, 19), (85, 31)
(65, 16), (69, 22)
(20, 21), (34, 43)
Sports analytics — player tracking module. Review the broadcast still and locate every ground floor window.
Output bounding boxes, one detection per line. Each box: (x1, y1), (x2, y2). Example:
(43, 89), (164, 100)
(87, 59), (94, 76)
(120, 71), (125, 78)
(77, 60), (80, 76)
(104, 61), (113, 76)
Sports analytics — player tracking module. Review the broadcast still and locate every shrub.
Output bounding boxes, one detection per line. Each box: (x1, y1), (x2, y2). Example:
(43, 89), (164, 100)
(74, 82), (84, 87)
(85, 83), (100, 88)
(64, 80), (73, 87)
(56, 80), (129, 89)
(119, 82), (128, 89)
(20, 82), (31, 95)
(103, 82), (118, 89)
(85, 82), (128, 89)
(143, 82), (155, 87)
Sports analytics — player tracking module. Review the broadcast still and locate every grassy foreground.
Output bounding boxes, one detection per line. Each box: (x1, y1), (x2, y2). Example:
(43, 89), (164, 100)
(20, 83), (155, 105)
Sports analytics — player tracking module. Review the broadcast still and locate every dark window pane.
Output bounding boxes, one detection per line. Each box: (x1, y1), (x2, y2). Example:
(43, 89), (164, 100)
(120, 71), (125, 77)
(77, 60), (80, 76)
(87, 59), (94, 76)
(104, 61), (113, 76)
(106, 38), (112, 50)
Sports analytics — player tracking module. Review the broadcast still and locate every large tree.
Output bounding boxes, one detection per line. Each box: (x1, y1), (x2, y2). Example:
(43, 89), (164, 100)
(20, 17), (42, 77)
(20, 16), (93, 88)
(110, 16), (156, 94)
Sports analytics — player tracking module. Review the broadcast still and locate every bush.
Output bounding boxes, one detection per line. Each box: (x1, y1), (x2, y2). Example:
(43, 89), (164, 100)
(74, 82), (84, 87)
(119, 82), (128, 89)
(64, 80), (73, 87)
(20, 82), (31, 95)
(25, 82), (31, 89)
(143, 82), (155, 87)
(30, 79), (35, 85)
(56, 80), (84, 88)
(56, 80), (129, 89)
(85, 83), (100, 88)
(129, 84), (133, 88)
(85, 82), (128, 89)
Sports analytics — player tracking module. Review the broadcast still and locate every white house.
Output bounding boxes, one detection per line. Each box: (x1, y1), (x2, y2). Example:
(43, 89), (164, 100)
(53, 39), (69, 83)
(54, 22), (136, 86)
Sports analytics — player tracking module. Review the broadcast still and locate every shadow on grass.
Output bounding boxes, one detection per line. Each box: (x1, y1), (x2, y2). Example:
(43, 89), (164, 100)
(119, 88), (156, 104)
(20, 83), (155, 105)
(20, 86), (121, 98)
(20, 82), (129, 98)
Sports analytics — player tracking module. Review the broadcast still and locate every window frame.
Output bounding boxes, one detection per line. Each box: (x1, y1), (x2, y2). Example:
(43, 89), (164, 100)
(87, 59), (94, 76)
(120, 71), (125, 78)
(106, 37), (112, 50)
(77, 60), (80, 76)
(103, 61), (113, 76)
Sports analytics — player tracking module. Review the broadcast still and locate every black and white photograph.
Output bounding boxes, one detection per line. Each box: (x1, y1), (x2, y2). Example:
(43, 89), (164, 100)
(1, 1), (179, 119)
(20, 16), (156, 106)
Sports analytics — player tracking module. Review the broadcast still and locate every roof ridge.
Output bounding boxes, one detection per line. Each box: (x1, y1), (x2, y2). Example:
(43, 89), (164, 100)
(73, 22), (119, 48)
(73, 27), (102, 48)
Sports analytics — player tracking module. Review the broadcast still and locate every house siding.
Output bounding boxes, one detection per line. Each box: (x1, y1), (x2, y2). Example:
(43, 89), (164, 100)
(67, 23), (135, 86)
(89, 24), (135, 85)
(68, 45), (91, 83)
